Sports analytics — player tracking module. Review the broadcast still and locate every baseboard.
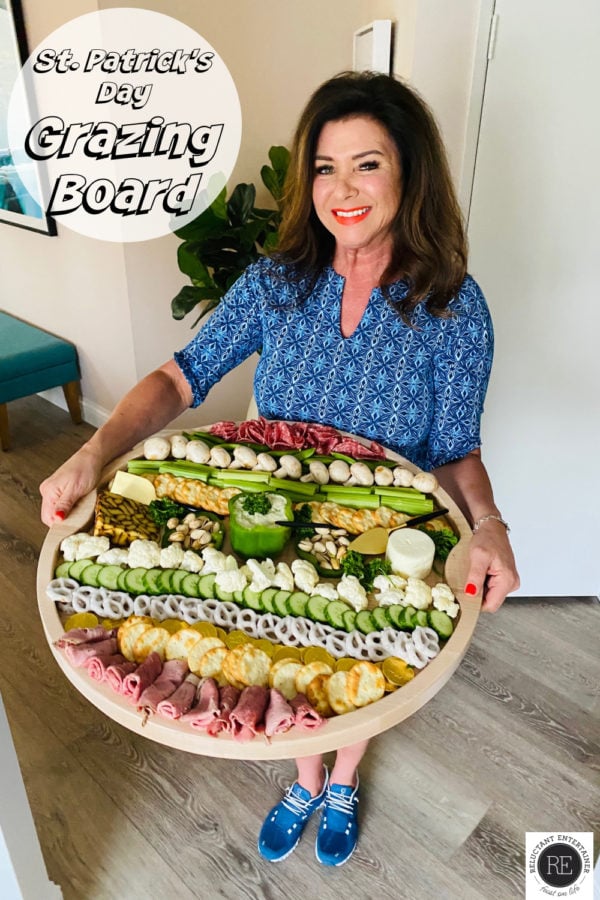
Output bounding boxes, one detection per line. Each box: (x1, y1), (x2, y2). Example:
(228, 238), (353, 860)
(37, 388), (110, 429)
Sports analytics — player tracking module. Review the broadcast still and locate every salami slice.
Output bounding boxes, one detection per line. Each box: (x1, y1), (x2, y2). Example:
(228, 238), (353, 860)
(157, 673), (200, 720)
(138, 659), (188, 713)
(230, 685), (269, 742)
(264, 689), (295, 737)
(122, 652), (163, 703)
(289, 693), (326, 730)
(63, 638), (118, 667)
(180, 678), (220, 729)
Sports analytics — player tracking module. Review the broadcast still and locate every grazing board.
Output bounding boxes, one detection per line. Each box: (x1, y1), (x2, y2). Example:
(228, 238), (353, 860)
(37, 426), (480, 759)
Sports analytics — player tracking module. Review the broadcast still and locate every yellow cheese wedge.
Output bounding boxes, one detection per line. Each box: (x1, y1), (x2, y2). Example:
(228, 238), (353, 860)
(109, 470), (156, 505)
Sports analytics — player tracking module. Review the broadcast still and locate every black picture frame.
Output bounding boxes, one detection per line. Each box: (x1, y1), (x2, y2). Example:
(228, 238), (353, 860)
(0, 0), (56, 235)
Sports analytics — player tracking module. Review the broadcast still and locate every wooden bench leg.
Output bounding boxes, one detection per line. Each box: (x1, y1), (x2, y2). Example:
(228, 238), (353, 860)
(0, 403), (10, 451)
(62, 381), (82, 425)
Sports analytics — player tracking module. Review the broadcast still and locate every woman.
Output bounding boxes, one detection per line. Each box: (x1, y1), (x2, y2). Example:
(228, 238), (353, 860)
(40, 72), (519, 867)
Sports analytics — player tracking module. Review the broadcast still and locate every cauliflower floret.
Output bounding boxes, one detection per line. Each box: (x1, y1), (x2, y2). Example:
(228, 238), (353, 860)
(96, 547), (130, 566)
(201, 547), (228, 574)
(215, 568), (248, 594)
(311, 581), (339, 601)
(127, 539), (161, 569)
(272, 561), (295, 592)
(75, 535), (110, 560)
(291, 558), (319, 594)
(159, 543), (185, 570)
(404, 577), (432, 610)
(180, 550), (204, 573)
(60, 533), (89, 562)
(245, 558), (275, 592)
(310, 582), (338, 602)
(372, 573), (408, 593)
(375, 590), (407, 607)
(337, 574), (369, 612)
(432, 582), (460, 618)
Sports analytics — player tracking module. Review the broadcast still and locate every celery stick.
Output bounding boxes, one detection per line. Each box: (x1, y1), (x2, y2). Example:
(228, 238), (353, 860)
(209, 469), (270, 484)
(321, 484), (374, 496)
(383, 498), (434, 514)
(330, 495), (380, 510)
(158, 463), (210, 482)
(127, 460), (160, 472)
(209, 479), (268, 493)
(269, 477), (318, 495)
(373, 486), (426, 499)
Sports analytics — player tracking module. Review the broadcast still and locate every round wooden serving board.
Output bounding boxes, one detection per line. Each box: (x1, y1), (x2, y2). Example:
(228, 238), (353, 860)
(37, 430), (480, 759)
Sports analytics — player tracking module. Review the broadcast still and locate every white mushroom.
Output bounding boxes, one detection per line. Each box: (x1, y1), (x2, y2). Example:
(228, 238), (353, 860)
(170, 434), (189, 459)
(412, 471), (439, 493)
(393, 466), (414, 487)
(231, 445), (258, 469)
(185, 440), (211, 464)
(349, 462), (374, 486)
(328, 459), (351, 483)
(309, 461), (330, 484)
(274, 454), (302, 479)
(374, 465), (394, 486)
(254, 452), (278, 472)
(143, 436), (171, 461)
(208, 445), (232, 468)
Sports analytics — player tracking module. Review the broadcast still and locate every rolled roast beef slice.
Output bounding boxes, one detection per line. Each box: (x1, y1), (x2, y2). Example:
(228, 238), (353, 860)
(105, 660), (138, 693)
(56, 626), (116, 647)
(180, 678), (221, 729)
(289, 693), (326, 730)
(122, 652), (163, 703)
(230, 685), (269, 741)
(64, 638), (118, 667)
(138, 659), (189, 712)
(157, 673), (200, 719)
(264, 689), (295, 737)
(84, 653), (125, 682)
(206, 684), (241, 736)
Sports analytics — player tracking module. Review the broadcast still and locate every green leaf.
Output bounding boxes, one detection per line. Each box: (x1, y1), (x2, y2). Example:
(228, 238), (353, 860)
(227, 183), (256, 226)
(269, 145), (291, 178)
(261, 165), (281, 203)
(176, 244), (215, 285)
(171, 285), (222, 320)
(263, 230), (280, 252)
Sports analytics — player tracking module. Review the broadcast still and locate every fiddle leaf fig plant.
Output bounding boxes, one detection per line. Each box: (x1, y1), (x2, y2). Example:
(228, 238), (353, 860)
(171, 145), (290, 327)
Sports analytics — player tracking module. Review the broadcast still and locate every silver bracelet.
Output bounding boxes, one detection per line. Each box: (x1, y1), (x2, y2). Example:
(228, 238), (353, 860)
(472, 514), (510, 534)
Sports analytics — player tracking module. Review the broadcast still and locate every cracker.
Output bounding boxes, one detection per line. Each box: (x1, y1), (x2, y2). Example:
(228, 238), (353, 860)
(227, 644), (271, 687)
(305, 674), (334, 717)
(118, 622), (152, 661)
(346, 660), (385, 707)
(197, 645), (229, 681)
(269, 659), (303, 700)
(164, 627), (203, 661)
(326, 670), (358, 715)
(132, 626), (170, 663)
(187, 636), (225, 673)
(295, 661), (333, 695)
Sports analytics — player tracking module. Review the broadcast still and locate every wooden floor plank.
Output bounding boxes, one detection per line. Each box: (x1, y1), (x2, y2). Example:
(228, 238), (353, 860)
(1, 396), (599, 900)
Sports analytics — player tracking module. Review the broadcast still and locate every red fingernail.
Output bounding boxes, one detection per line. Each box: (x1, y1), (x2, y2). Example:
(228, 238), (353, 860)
(55, 510), (66, 521)
(464, 582), (477, 595)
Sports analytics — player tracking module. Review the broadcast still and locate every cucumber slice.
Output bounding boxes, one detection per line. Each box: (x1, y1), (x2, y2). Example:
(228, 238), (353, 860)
(97, 564), (125, 591)
(305, 594), (330, 623)
(124, 567), (148, 594)
(181, 573), (201, 597)
(427, 609), (454, 639)
(170, 569), (190, 594)
(287, 591), (309, 617)
(117, 568), (130, 591)
(260, 587), (278, 613)
(55, 561), (72, 579)
(214, 581), (234, 603)
(80, 563), (103, 587)
(342, 609), (357, 632)
(143, 568), (165, 596)
(371, 606), (392, 630)
(197, 573), (216, 599)
(157, 569), (177, 594)
(272, 590), (292, 617)
(355, 610), (377, 634)
(68, 558), (95, 581)
(402, 605), (417, 629)
(386, 604), (405, 629)
(233, 589), (245, 605)
(243, 587), (265, 611)
(414, 609), (429, 628)
(325, 600), (350, 630)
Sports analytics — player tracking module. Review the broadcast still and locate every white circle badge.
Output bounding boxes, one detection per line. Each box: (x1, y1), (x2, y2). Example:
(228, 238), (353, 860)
(8, 9), (241, 242)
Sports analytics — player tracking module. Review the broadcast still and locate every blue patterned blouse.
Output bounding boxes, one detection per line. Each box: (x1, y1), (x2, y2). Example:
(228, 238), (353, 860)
(174, 258), (494, 471)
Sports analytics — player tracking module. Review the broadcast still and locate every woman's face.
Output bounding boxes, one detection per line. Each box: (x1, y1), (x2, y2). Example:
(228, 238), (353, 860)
(312, 115), (402, 256)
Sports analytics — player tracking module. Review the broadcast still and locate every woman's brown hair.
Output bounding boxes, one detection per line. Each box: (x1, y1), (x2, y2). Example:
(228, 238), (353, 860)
(275, 71), (467, 317)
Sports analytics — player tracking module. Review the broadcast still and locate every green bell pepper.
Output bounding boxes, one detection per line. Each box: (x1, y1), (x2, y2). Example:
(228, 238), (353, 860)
(228, 492), (293, 559)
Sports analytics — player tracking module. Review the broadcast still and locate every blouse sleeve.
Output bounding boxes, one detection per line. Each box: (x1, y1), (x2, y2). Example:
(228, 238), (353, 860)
(426, 277), (494, 469)
(173, 263), (265, 408)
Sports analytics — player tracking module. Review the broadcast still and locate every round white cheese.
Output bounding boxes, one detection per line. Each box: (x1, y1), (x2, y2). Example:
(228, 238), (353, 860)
(385, 528), (436, 579)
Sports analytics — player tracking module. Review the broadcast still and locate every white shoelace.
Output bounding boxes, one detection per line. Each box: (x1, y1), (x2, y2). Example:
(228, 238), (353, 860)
(281, 786), (319, 818)
(325, 789), (356, 816)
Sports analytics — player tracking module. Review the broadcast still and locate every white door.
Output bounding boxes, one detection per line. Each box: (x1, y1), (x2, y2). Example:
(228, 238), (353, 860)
(467, 0), (600, 596)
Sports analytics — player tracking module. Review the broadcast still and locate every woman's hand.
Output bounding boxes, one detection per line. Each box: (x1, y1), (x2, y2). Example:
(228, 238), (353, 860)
(40, 443), (105, 526)
(464, 519), (520, 612)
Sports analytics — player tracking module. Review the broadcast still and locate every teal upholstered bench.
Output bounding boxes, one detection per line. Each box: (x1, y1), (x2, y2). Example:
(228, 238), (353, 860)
(0, 310), (82, 450)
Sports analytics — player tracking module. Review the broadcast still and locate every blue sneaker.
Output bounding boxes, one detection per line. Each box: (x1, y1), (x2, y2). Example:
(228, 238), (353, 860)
(258, 771), (328, 862)
(315, 777), (360, 866)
